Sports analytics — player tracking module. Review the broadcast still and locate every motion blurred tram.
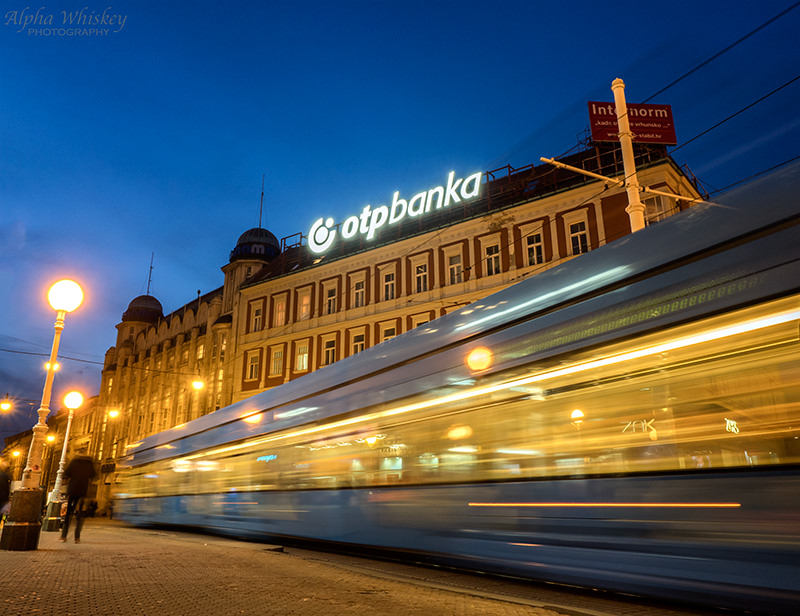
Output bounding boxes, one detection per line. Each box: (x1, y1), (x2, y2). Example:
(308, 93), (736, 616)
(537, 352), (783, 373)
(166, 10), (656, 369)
(117, 162), (800, 615)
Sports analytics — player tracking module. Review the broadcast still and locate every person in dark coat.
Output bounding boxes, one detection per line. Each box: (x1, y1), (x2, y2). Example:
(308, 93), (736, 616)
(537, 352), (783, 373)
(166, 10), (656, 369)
(59, 450), (96, 543)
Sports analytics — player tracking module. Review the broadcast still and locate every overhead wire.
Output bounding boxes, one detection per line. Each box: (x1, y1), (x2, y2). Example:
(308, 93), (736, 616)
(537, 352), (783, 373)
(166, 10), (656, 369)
(642, 1), (800, 103)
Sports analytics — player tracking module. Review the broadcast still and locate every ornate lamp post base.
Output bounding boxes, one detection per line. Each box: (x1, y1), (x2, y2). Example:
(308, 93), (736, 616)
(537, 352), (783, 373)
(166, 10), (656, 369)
(42, 499), (63, 532)
(0, 488), (45, 551)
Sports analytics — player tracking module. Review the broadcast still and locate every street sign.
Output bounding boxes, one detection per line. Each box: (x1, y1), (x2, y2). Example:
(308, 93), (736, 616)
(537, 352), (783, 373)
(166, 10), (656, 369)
(588, 101), (677, 145)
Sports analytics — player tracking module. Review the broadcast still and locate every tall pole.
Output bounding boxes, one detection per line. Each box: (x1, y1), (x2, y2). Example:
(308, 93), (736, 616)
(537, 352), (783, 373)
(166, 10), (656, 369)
(20, 310), (66, 490)
(42, 392), (81, 532)
(611, 78), (646, 232)
(47, 406), (74, 503)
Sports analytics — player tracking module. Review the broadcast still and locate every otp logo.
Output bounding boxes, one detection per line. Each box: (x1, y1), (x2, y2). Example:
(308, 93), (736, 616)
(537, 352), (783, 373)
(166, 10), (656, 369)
(308, 217), (337, 254)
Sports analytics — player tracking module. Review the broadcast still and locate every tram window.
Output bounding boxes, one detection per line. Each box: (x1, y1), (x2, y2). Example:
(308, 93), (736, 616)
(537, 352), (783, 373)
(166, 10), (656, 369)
(122, 297), (800, 498)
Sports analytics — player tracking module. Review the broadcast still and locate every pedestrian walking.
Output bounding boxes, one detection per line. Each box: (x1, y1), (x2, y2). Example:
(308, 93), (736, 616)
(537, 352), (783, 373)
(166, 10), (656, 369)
(59, 449), (96, 543)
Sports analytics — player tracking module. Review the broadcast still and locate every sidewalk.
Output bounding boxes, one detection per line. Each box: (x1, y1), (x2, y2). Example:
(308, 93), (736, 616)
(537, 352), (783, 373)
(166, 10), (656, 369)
(0, 518), (561, 616)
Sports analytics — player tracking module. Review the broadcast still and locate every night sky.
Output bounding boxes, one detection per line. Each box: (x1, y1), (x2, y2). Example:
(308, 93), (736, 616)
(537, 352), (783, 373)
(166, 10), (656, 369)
(2, 0), (799, 442)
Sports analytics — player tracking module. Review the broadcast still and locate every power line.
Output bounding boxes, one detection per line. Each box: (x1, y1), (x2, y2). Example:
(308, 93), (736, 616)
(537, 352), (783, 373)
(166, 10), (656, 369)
(670, 74), (800, 154)
(707, 153), (800, 196)
(0, 347), (104, 366)
(643, 1), (800, 103)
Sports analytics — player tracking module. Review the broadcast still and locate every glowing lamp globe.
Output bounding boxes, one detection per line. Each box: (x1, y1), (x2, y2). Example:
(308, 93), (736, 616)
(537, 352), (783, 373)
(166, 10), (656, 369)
(48, 280), (83, 313)
(64, 391), (84, 410)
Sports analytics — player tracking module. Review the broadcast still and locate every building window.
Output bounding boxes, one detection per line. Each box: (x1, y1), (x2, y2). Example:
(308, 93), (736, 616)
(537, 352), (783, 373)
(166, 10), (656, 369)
(269, 348), (283, 377)
(196, 343), (204, 360)
(353, 280), (365, 308)
(381, 325), (396, 342)
(415, 264), (428, 293)
(250, 303), (263, 332)
(569, 221), (589, 255)
(215, 368), (224, 410)
(645, 196), (672, 225)
(323, 339), (336, 366)
(526, 233), (543, 266)
(273, 297), (286, 327)
(411, 315), (429, 329)
(448, 254), (463, 285)
(295, 342), (309, 371)
(352, 333), (365, 355)
(298, 289), (311, 320)
(485, 244), (500, 276)
(325, 286), (337, 315)
(246, 351), (260, 381)
(383, 272), (395, 301)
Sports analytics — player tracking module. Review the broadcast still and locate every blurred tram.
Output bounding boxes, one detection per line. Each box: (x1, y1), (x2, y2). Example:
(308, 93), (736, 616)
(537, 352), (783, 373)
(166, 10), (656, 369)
(116, 163), (800, 615)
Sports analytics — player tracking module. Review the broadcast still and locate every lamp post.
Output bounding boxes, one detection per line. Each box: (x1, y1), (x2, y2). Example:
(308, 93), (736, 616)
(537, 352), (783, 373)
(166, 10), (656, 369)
(1, 279), (83, 551)
(42, 391), (83, 532)
(97, 407), (120, 513)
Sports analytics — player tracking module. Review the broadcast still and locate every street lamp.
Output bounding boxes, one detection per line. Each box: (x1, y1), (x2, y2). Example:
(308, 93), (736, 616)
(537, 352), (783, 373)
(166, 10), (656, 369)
(1, 279), (83, 551)
(42, 391), (83, 532)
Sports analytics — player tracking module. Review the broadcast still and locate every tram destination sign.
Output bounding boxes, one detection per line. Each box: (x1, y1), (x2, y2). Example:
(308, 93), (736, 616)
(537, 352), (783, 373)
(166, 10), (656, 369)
(588, 101), (677, 145)
(308, 170), (482, 255)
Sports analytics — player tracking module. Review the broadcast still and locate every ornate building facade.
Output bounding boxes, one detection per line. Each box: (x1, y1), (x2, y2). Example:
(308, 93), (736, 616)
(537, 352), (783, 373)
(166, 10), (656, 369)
(92, 143), (704, 510)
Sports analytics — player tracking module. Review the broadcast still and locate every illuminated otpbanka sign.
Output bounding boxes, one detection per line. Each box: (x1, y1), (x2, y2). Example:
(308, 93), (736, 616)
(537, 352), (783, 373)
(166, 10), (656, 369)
(308, 170), (482, 254)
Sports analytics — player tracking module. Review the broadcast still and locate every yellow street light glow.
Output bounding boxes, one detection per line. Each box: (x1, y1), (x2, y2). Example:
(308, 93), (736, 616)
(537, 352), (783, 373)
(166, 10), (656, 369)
(47, 279), (83, 313)
(447, 424), (474, 440)
(46, 434), (56, 442)
(0, 395), (10, 412)
(176, 305), (800, 463)
(12, 451), (20, 457)
(64, 391), (83, 410)
(192, 380), (205, 390)
(570, 409), (585, 424)
(45, 362), (60, 371)
(108, 409), (120, 418)
(466, 347), (493, 372)
(468, 501), (741, 508)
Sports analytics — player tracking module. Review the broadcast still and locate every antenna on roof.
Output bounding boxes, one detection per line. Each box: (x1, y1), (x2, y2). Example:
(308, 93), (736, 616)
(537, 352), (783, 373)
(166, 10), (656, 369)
(146, 252), (154, 295)
(258, 175), (265, 228)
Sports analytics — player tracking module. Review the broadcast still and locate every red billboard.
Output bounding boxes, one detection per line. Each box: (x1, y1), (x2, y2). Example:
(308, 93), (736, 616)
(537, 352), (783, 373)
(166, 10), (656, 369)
(588, 101), (677, 145)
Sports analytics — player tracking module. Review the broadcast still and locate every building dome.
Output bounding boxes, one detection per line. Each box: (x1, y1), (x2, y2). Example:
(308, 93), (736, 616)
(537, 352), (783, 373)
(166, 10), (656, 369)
(229, 227), (281, 263)
(122, 295), (163, 323)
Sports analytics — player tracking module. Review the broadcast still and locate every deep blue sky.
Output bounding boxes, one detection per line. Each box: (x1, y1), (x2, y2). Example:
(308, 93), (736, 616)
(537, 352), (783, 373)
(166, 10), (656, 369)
(2, 0), (799, 442)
